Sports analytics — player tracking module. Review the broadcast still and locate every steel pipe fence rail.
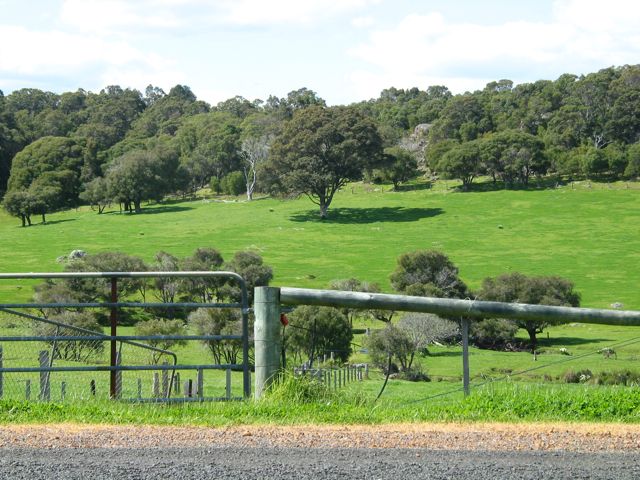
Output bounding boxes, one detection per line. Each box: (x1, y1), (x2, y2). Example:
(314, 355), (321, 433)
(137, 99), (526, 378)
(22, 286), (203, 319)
(0, 271), (252, 402)
(269, 287), (640, 397)
(280, 288), (640, 326)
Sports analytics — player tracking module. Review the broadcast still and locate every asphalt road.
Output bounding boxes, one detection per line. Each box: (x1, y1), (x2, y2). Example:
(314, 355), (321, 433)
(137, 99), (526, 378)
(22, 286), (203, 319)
(1, 447), (639, 479)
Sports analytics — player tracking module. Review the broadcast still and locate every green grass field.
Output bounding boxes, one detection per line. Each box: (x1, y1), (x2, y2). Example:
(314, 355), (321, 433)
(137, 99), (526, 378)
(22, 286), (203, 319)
(1, 179), (640, 423)
(1, 179), (639, 309)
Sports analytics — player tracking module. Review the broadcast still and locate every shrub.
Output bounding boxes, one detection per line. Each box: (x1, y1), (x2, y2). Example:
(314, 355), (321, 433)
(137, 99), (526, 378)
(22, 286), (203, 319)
(366, 324), (415, 372)
(563, 369), (593, 383)
(595, 370), (640, 386)
(398, 368), (431, 382)
(286, 306), (353, 363)
(471, 318), (518, 349)
(220, 171), (245, 195)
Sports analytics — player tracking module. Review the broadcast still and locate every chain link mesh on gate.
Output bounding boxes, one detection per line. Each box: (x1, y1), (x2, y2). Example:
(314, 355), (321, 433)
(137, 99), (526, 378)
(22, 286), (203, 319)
(0, 271), (251, 403)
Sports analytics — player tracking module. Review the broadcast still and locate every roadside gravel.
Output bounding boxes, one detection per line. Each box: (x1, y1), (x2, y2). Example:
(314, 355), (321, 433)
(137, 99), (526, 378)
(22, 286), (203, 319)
(1, 422), (640, 451)
(1, 423), (640, 479)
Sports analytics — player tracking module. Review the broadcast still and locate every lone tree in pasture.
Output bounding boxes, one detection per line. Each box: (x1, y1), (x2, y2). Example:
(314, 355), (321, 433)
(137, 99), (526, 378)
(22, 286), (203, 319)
(479, 272), (581, 351)
(268, 105), (383, 219)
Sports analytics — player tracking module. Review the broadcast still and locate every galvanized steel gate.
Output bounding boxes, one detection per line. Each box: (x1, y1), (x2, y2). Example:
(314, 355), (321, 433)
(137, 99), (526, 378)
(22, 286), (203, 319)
(0, 272), (251, 402)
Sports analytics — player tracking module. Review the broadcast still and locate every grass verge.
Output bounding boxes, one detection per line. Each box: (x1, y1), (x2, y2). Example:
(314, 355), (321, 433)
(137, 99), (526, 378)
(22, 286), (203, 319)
(2, 380), (640, 425)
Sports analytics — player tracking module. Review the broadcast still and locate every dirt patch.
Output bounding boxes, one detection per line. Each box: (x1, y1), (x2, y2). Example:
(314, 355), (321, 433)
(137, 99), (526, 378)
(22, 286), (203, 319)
(1, 422), (639, 451)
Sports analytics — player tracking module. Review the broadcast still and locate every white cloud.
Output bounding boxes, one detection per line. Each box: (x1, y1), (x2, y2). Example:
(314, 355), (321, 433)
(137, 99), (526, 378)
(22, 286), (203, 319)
(0, 25), (146, 74)
(215, 0), (381, 26)
(352, 16), (375, 28)
(60, 0), (186, 33)
(0, 24), (183, 94)
(348, 1), (640, 99)
(58, 0), (382, 32)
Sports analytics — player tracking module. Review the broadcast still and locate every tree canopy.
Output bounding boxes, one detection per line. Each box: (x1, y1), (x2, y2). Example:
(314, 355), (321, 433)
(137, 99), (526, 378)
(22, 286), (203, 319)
(268, 105), (383, 218)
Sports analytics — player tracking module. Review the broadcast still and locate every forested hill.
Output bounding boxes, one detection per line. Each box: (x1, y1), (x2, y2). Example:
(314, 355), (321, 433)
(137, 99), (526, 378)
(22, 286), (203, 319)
(1, 65), (639, 224)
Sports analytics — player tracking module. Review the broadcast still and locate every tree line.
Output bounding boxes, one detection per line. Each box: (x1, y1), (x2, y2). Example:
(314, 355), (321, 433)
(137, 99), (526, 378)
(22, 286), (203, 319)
(2, 64), (640, 224)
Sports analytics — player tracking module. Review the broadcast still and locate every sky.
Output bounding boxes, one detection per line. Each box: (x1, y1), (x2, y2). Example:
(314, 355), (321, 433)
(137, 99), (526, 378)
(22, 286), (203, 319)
(1, 0), (640, 106)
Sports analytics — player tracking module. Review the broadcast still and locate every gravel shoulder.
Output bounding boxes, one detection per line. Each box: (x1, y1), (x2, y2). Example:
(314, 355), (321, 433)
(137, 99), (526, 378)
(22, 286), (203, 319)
(1, 422), (640, 451)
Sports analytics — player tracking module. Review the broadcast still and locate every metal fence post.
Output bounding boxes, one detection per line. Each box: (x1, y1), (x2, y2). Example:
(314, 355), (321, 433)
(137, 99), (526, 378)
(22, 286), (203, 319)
(110, 276), (118, 399)
(254, 287), (282, 399)
(462, 318), (470, 396)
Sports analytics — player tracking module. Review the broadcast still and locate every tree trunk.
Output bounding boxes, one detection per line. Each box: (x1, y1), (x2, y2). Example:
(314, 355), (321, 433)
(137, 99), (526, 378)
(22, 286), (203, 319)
(41, 213), (46, 223)
(25, 214), (32, 226)
(20, 214), (26, 227)
(527, 326), (538, 353)
(319, 203), (328, 220)
(134, 199), (142, 213)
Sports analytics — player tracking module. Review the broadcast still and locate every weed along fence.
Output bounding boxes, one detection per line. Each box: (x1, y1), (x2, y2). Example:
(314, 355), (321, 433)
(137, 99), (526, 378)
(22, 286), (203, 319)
(252, 286), (640, 398)
(0, 271), (251, 402)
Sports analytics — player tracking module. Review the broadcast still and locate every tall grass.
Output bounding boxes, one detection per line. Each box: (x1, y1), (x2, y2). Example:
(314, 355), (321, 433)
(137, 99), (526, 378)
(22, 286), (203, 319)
(2, 381), (640, 425)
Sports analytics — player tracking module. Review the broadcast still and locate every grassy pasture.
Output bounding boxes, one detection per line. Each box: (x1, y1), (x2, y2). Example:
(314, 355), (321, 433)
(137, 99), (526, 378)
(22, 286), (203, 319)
(1, 179), (640, 423)
(0, 180), (639, 310)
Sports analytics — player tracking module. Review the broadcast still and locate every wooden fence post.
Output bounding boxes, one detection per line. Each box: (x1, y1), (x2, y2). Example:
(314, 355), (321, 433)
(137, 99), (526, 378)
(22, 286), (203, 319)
(162, 361), (169, 398)
(254, 287), (282, 399)
(39, 350), (50, 401)
(115, 351), (122, 399)
(152, 373), (160, 398)
(197, 368), (204, 399)
(174, 372), (181, 395)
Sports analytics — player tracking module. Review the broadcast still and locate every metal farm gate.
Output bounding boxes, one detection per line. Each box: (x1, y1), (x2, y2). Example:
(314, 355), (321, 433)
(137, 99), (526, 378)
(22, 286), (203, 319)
(0, 272), (251, 402)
